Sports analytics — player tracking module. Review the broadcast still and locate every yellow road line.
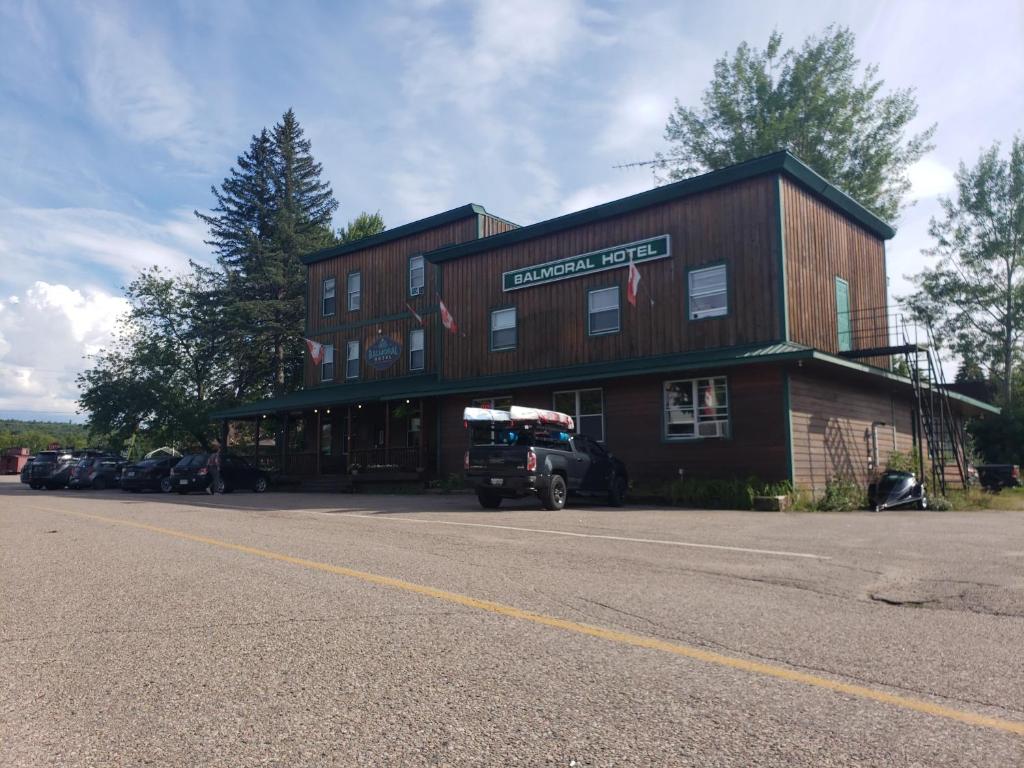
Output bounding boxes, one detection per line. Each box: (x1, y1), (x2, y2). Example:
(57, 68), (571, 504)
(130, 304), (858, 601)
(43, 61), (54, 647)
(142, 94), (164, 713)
(45, 506), (1024, 737)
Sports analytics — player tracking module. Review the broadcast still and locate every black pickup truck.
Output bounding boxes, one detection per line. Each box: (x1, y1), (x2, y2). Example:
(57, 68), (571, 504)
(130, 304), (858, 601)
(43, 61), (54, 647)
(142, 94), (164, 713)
(465, 421), (628, 510)
(975, 464), (1021, 491)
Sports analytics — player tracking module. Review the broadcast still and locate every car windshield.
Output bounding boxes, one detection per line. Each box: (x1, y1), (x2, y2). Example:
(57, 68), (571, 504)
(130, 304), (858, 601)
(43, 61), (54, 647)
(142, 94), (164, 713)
(34, 452), (58, 463)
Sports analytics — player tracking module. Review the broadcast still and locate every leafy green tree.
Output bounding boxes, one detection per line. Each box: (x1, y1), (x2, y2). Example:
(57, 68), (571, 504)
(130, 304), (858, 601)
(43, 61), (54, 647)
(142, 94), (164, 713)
(338, 211), (385, 244)
(655, 26), (935, 221)
(78, 265), (230, 449)
(904, 137), (1024, 404)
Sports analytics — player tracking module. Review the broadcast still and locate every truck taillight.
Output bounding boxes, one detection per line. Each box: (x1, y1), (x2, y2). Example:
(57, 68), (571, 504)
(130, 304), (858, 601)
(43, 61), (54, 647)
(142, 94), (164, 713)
(526, 449), (537, 472)
(463, 451), (470, 470)
(197, 467), (208, 476)
(1014, 466), (1020, 479)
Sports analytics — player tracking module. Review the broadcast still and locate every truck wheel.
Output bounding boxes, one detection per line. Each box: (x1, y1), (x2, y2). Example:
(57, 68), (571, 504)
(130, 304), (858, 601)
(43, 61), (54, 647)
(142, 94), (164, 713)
(159, 477), (173, 493)
(477, 491), (502, 509)
(607, 475), (627, 507)
(254, 477), (268, 493)
(541, 475), (567, 510)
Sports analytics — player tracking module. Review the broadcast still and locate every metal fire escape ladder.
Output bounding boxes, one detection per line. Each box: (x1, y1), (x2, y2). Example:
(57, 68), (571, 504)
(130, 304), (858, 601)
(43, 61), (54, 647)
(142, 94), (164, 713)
(898, 320), (968, 496)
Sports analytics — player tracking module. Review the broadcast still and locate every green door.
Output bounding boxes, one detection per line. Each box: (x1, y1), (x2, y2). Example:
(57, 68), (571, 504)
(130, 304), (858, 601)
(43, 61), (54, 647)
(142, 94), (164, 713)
(835, 277), (851, 352)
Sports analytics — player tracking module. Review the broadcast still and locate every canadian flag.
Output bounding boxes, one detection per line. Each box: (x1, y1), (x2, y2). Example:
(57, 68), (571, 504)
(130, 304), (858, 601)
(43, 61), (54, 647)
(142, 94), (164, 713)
(438, 297), (459, 334)
(304, 337), (325, 365)
(627, 261), (641, 306)
(406, 302), (424, 326)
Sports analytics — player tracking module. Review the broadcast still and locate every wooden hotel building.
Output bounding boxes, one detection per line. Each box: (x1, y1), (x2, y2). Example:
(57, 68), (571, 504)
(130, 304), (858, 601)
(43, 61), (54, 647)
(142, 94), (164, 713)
(214, 151), (994, 493)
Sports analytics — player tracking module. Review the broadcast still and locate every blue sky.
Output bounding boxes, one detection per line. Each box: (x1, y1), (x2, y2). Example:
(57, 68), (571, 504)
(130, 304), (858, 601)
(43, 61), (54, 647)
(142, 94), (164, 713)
(0, 0), (1021, 421)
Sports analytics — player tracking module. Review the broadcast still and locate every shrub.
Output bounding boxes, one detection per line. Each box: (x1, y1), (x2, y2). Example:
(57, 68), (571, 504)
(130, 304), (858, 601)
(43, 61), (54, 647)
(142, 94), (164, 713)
(817, 475), (865, 511)
(667, 476), (793, 510)
(927, 495), (953, 511)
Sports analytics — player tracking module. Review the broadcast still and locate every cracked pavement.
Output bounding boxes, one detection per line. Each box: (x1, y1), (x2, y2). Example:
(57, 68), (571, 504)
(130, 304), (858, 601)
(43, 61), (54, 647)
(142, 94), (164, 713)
(1, 477), (1022, 766)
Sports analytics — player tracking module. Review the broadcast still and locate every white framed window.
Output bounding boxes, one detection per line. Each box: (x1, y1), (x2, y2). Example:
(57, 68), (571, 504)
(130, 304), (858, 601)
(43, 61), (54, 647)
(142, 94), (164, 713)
(688, 264), (727, 319)
(472, 396), (512, 411)
(347, 271), (361, 311)
(322, 278), (336, 316)
(490, 307), (516, 350)
(321, 344), (335, 382)
(588, 287), (620, 335)
(663, 377), (729, 440)
(409, 254), (425, 296)
(409, 328), (425, 371)
(346, 340), (359, 380)
(553, 388), (604, 442)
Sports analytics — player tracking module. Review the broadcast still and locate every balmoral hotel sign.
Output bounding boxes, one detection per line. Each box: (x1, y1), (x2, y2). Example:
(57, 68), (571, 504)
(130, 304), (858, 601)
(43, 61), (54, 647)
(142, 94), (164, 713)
(502, 235), (671, 292)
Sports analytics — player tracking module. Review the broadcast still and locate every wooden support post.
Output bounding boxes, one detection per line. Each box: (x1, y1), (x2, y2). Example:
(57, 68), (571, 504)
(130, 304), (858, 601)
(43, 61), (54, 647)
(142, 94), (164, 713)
(281, 412), (289, 475)
(383, 401), (390, 465)
(418, 398), (425, 472)
(315, 410), (322, 476)
(346, 406), (353, 471)
(254, 417), (261, 469)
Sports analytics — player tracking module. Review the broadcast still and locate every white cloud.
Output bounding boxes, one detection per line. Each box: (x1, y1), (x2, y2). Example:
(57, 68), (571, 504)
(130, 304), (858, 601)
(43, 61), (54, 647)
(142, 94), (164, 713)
(559, 176), (657, 216)
(908, 157), (956, 200)
(0, 281), (128, 419)
(0, 204), (210, 290)
(79, 9), (218, 167)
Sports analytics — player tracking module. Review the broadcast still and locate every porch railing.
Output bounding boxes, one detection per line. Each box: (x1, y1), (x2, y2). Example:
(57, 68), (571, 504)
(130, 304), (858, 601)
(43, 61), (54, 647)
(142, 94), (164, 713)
(348, 447), (422, 473)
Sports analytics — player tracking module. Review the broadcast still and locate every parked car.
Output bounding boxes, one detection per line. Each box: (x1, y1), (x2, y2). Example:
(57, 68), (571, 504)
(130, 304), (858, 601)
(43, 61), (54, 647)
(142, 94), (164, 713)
(47, 456), (80, 489)
(464, 406), (628, 510)
(868, 470), (928, 511)
(219, 455), (270, 493)
(169, 452), (270, 494)
(975, 464), (1021, 491)
(20, 456), (35, 484)
(120, 456), (178, 493)
(169, 453), (211, 494)
(69, 455), (127, 490)
(26, 450), (72, 490)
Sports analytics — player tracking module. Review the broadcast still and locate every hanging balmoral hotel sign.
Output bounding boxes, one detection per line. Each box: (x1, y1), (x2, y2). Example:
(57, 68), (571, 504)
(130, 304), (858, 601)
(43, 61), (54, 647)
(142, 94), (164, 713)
(502, 234), (671, 292)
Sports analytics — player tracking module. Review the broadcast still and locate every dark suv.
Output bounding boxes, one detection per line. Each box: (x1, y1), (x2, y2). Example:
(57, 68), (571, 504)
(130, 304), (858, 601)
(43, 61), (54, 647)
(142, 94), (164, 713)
(26, 451), (71, 490)
(69, 456), (126, 490)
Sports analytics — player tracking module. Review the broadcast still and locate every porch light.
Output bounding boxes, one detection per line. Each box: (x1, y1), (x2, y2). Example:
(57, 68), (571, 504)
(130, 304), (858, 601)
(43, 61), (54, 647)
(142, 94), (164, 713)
(261, 414), (267, 419)
(326, 409), (331, 415)
(405, 399), (410, 404)
(358, 404), (363, 409)
(314, 409), (318, 413)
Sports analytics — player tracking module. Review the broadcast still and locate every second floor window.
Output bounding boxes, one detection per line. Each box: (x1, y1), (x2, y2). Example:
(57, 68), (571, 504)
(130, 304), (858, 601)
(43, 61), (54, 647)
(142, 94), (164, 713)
(409, 328), (425, 371)
(688, 264), (727, 319)
(321, 344), (335, 382)
(347, 272), (361, 311)
(409, 255), (425, 296)
(588, 287), (620, 335)
(490, 307), (517, 350)
(322, 278), (336, 316)
(346, 340), (359, 379)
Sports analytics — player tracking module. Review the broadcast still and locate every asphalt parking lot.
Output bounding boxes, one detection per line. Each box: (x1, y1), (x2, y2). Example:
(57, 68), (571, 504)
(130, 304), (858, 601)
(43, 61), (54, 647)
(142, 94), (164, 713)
(2, 476), (1022, 766)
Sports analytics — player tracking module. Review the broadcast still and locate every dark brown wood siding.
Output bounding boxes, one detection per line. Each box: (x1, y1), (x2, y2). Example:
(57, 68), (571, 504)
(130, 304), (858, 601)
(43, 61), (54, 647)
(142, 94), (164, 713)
(479, 213), (518, 237)
(782, 179), (890, 366)
(440, 177), (781, 379)
(438, 364), (789, 485)
(790, 369), (915, 492)
(304, 216), (478, 386)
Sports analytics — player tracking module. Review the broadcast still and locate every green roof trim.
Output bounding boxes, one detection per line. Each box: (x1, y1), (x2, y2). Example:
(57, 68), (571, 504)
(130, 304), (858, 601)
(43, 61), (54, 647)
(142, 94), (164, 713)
(424, 151), (894, 266)
(808, 350), (1001, 415)
(301, 204), (491, 266)
(211, 342), (814, 419)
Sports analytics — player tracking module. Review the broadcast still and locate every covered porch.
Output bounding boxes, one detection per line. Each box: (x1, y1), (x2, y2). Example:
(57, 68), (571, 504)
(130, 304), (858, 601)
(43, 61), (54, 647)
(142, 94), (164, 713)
(214, 376), (440, 489)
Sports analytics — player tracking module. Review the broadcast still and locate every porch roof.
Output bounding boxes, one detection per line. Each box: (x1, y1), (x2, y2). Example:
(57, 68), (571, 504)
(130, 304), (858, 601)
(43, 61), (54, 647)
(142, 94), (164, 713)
(211, 342), (1000, 420)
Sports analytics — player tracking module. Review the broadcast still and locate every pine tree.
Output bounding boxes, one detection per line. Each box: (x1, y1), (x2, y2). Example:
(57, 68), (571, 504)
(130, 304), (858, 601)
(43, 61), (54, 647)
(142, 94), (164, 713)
(195, 110), (339, 396)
